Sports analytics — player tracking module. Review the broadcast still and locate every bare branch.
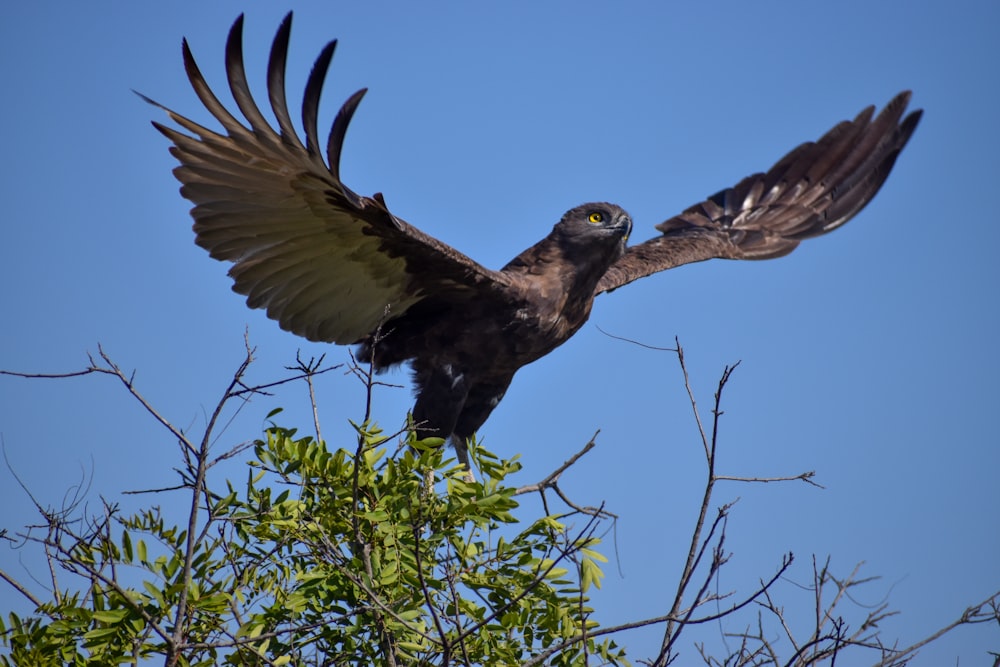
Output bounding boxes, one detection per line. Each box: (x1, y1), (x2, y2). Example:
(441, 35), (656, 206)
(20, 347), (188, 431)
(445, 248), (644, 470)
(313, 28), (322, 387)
(96, 345), (201, 458)
(285, 350), (335, 443)
(515, 432), (598, 495)
(0, 566), (43, 608)
(0, 365), (100, 380)
(595, 325), (679, 352)
(514, 431), (616, 519)
(232, 357), (342, 398)
(872, 590), (1000, 667)
(715, 470), (824, 489)
(660, 340), (738, 662)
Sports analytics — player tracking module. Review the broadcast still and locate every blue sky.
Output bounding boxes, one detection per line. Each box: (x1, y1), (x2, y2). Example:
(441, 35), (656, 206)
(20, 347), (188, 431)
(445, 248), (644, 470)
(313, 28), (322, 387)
(1, 2), (997, 663)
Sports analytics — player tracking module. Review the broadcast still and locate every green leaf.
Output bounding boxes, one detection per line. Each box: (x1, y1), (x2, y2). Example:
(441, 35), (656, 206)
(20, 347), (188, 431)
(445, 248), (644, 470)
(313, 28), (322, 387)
(82, 626), (119, 641)
(91, 610), (129, 624)
(121, 530), (133, 562)
(580, 557), (605, 591)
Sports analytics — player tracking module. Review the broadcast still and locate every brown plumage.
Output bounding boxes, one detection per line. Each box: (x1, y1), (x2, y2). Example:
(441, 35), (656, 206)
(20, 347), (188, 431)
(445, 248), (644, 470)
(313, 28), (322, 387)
(146, 13), (921, 466)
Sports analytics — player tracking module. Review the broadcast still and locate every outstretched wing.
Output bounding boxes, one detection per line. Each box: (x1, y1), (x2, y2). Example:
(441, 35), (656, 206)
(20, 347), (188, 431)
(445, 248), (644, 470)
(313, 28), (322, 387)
(595, 92), (922, 295)
(145, 13), (509, 344)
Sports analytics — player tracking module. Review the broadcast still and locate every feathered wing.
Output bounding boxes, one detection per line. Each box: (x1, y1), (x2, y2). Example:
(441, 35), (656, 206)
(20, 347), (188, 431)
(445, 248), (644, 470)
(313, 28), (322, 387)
(145, 13), (508, 344)
(595, 91), (922, 295)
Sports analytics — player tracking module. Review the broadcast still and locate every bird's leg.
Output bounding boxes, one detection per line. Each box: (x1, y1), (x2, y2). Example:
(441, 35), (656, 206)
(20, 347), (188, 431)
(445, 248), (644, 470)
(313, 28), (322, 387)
(449, 436), (475, 483)
(449, 436), (472, 470)
(412, 364), (470, 474)
(452, 377), (513, 480)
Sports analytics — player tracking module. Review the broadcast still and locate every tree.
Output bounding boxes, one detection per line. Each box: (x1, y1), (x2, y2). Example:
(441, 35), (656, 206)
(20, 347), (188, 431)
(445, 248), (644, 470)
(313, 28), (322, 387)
(1, 339), (997, 665)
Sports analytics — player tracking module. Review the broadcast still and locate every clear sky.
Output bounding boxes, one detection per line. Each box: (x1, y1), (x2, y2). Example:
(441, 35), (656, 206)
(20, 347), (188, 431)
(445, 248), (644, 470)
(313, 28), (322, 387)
(2, 2), (997, 663)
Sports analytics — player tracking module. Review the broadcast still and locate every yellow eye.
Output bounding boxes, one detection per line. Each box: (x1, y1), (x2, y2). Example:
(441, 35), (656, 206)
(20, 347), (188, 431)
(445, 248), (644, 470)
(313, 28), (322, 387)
(588, 212), (604, 224)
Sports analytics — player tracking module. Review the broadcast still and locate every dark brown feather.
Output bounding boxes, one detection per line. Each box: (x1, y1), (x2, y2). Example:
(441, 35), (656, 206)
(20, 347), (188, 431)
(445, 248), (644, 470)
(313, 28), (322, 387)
(595, 92), (921, 294)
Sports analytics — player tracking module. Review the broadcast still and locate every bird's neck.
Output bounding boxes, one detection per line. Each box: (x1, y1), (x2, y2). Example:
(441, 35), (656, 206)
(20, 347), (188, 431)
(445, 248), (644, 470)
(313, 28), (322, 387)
(501, 236), (610, 317)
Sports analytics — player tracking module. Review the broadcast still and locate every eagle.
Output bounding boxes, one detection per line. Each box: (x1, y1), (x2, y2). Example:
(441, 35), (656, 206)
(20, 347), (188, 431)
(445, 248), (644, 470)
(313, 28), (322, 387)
(147, 13), (921, 467)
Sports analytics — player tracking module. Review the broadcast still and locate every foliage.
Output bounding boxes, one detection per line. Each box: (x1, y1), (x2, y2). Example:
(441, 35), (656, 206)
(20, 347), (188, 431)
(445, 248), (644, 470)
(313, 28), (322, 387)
(0, 416), (624, 666)
(1, 343), (997, 665)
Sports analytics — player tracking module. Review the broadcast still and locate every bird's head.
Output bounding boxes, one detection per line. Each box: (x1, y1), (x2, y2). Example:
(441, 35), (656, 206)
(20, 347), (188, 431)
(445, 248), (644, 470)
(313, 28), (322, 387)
(501, 202), (633, 279)
(553, 202), (632, 262)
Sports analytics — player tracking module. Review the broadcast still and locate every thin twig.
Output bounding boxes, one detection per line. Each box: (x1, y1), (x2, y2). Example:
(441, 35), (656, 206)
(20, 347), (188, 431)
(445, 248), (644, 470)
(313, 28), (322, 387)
(715, 471), (823, 489)
(595, 325), (679, 352)
(168, 336), (255, 666)
(513, 432), (615, 518)
(870, 590), (1000, 666)
(286, 350), (332, 443)
(0, 566), (43, 607)
(660, 341), (735, 661)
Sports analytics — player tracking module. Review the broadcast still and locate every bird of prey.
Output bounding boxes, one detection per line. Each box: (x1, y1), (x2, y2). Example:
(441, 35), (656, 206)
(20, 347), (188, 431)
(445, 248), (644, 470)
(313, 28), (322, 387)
(147, 13), (921, 467)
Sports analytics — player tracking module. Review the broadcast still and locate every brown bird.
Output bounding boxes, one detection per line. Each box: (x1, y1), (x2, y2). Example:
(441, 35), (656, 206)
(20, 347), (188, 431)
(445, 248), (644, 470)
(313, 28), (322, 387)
(146, 13), (921, 467)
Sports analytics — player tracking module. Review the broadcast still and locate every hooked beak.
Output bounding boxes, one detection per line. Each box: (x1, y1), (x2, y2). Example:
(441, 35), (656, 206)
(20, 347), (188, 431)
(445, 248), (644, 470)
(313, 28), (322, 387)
(615, 214), (633, 242)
